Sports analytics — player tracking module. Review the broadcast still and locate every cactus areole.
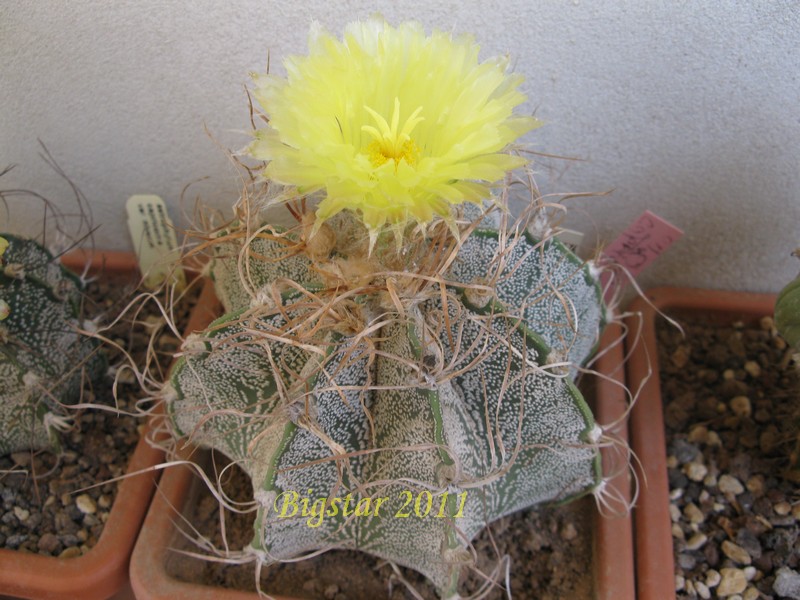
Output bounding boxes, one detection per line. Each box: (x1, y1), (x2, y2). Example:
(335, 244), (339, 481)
(163, 18), (613, 598)
(0, 234), (104, 455)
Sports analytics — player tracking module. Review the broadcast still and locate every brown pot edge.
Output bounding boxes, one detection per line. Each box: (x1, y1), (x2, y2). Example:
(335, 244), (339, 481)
(625, 286), (777, 600)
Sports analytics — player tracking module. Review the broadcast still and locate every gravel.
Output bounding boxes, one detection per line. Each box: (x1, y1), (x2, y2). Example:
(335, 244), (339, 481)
(658, 314), (800, 599)
(0, 274), (195, 558)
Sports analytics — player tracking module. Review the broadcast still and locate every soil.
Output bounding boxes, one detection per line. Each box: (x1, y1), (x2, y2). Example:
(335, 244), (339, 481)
(165, 453), (594, 600)
(0, 273), (193, 558)
(658, 314), (800, 599)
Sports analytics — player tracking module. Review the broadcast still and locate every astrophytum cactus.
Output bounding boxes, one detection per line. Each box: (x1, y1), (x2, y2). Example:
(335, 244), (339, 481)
(163, 206), (608, 597)
(0, 234), (104, 455)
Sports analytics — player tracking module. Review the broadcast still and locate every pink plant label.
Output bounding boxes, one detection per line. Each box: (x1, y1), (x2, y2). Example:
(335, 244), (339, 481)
(602, 210), (683, 299)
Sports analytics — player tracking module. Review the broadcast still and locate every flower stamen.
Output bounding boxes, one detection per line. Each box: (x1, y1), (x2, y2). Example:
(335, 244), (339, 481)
(363, 98), (423, 169)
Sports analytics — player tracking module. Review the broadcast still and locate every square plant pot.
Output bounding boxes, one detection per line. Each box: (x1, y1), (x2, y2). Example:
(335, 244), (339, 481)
(130, 279), (636, 600)
(0, 251), (164, 600)
(625, 287), (784, 600)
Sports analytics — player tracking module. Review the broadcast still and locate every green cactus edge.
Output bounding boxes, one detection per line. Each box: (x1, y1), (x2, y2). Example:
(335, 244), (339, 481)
(0, 234), (105, 455)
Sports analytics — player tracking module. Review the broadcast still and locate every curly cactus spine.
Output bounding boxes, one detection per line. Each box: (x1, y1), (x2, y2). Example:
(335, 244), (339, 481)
(167, 211), (607, 597)
(0, 234), (104, 455)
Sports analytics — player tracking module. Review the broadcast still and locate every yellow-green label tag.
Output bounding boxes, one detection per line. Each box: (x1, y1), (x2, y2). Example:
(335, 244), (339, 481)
(125, 195), (185, 290)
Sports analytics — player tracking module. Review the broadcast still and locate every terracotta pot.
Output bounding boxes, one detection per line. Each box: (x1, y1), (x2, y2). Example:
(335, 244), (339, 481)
(0, 251), (163, 600)
(625, 287), (777, 600)
(130, 280), (635, 600)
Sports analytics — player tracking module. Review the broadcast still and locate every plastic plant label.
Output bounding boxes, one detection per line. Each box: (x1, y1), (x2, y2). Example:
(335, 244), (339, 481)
(126, 195), (185, 290)
(602, 210), (683, 300)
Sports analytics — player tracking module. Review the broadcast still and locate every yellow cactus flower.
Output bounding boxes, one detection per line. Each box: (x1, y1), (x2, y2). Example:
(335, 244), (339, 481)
(248, 18), (539, 234)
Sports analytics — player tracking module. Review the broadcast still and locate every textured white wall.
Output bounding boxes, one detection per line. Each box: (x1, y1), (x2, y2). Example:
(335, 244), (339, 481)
(1, 1), (798, 293)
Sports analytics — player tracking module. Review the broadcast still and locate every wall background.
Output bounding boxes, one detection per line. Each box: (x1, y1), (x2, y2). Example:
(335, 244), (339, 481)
(1, 1), (798, 293)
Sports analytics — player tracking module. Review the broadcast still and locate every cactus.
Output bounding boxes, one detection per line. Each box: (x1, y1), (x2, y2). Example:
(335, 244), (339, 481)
(156, 17), (622, 597)
(164, 207), (608, 597)
(775, 248), (800, 352)
(0, 234), (104, 455)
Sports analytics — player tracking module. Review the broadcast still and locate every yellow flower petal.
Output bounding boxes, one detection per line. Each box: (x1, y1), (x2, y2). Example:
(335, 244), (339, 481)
(248, 18), (539, 234)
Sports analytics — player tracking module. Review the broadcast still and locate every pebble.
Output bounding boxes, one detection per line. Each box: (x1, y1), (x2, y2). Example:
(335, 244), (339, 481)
(774, 501), (792, 516)
(742, 587), (759, 600)
(718, 568), (748, 596)
(560, 523), (577, 540)
(13, 506), (29, 522)
(323, 584), (339, 600)
(774, 567), (800, 599)
(59, 546), (82, 559)
(684, 502), (705, 524)
(5, 534), (26, 549)
(730, 396), (752, 418)
(75, 494), (97, 515)
(673, 439), (700, 463)
(743, 566), (757, 581)
(686, 532), (708, 550)
(672, 524), (685, 540)
(37, 532), (60, 553)
(669, 503), (681, 522)
(706, 569), (721, 588)
(688, 425), (709, 444)
(685, 462), (708, 482)
(695, 580), (711, 599)
(736, 528), (763, 559)
(678, 553), (696, 570)
(675, 574), (685, 591)
(743, 361), (761, 378)
(719, 474), (745, 495)
(745, 475), (765, 497)
(672, 345), (691, 368)
(721, 540), (752, 565)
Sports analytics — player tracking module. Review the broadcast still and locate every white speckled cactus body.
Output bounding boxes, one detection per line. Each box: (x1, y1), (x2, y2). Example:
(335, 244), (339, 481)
(0, 234), (104, 455)
(166, 208), (607, 597)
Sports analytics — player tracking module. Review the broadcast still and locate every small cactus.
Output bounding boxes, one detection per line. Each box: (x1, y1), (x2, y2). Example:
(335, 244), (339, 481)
(775, 248), (800, 352)
(164, 207), (609, 596)
(0, 234), (104, 455)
